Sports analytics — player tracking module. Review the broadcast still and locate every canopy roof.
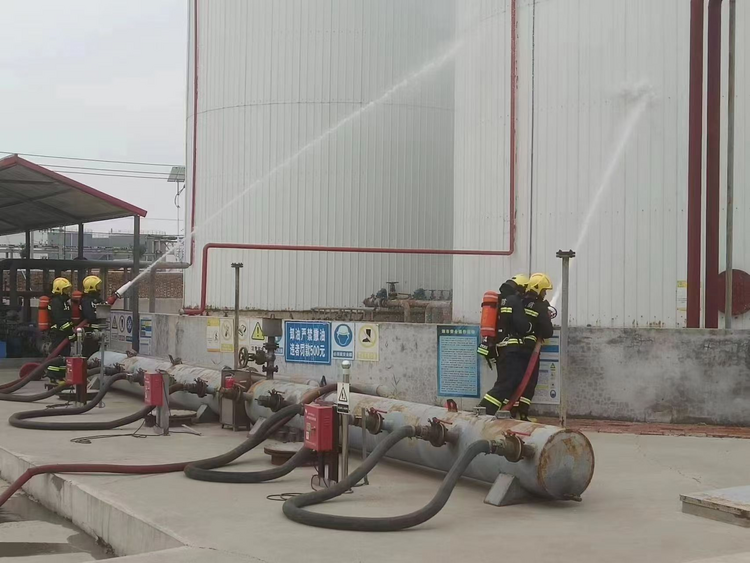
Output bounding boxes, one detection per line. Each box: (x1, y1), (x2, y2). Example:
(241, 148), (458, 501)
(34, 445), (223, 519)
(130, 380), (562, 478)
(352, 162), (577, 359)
(0, 154), (147, 236)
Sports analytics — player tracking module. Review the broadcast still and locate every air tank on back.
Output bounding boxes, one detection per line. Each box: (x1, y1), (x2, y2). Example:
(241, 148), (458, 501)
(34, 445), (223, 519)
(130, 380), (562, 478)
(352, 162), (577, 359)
(185, 0), (456, 312)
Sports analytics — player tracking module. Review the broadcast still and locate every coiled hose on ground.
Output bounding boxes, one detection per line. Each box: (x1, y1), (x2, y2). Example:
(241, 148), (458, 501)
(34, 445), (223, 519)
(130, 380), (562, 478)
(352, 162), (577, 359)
(0, 398), (309, 508)
(283, 427), (494, 532)
(0, 325), (89, 392)
(8, 375), (184, 431)
(0, 367), (114, 403)
(0, 357), (65, 395)
(184, 403), (309, 482)
(183, 383), (341, 483)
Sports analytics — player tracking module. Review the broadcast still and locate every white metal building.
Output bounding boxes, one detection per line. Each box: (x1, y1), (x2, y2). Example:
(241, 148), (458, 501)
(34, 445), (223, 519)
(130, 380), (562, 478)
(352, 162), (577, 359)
(452, 0), (750, 329)
(184, 0), (455, 311)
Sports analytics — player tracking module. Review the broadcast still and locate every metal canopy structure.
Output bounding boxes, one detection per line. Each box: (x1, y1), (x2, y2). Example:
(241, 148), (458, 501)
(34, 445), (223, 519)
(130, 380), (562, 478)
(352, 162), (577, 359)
(0, 154), (147, 235)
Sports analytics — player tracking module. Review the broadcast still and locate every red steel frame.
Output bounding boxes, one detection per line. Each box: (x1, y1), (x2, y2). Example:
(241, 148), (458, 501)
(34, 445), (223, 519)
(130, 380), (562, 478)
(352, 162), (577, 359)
(186, 1), (520, 313)
(686, 0), (704, 328)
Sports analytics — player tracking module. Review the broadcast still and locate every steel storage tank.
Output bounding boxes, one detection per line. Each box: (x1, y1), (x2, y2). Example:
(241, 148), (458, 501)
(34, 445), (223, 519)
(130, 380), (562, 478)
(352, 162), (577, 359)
(185, 0), (455, 312)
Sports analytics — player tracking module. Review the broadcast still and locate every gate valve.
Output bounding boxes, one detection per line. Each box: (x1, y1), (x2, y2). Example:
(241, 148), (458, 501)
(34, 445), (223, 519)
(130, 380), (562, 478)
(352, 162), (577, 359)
(252, 349), (268, 365)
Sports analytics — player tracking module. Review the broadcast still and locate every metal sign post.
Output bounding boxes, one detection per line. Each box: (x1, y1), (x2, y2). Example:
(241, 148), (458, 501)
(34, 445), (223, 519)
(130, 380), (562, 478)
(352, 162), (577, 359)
(338, 360), (351, 481)
(231, 263), (243, 369)
(556, 250), (576, 427)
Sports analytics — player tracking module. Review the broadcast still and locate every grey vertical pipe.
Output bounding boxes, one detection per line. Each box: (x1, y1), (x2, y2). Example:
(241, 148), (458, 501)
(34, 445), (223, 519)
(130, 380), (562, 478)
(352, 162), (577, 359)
(24, 230), (31, 322)
(9, 267), (18, 311)
(101, 268), (108, 297)
(231, 263), (243, 370)
(77, 223), (85, 290)
(157, 372), (170, 436)
(341, 360), (351, 481)
(148, 267), (156, 313)
(556, 250), (575, 428)
(132, 216), (141, 352)
(725, 0), (736, 329)
(360, 406), (369, 486)
(42, 269), (50, 295)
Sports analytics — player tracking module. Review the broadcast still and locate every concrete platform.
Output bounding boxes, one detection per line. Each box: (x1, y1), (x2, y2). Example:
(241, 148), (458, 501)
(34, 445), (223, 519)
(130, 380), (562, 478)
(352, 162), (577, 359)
(1, 375), (750, 562)
(682, 487), (750, 528)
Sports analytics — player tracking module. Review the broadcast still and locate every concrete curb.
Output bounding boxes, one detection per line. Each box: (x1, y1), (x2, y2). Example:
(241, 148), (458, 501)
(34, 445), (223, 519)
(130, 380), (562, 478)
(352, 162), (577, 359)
(0, 445), (183, 557)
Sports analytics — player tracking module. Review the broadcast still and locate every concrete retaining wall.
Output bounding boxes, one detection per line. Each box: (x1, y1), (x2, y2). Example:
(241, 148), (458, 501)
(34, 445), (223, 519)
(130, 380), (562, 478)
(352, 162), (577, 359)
(110, 314), (750, 426)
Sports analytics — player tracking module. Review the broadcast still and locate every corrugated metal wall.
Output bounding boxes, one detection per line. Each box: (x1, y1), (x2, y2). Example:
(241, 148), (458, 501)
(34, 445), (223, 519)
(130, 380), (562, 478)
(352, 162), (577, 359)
(454, 0), (749, 328)
(185, 0), (455, 311)
(719, 1), (750, 328)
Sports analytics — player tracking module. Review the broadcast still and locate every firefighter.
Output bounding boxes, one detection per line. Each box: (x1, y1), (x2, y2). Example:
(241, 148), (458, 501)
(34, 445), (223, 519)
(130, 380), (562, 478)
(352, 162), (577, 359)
(81, 275), (104, 358)
(47, 277), (76, 381)
(514, 272), (555, 421)
(477, 274), (533, 415)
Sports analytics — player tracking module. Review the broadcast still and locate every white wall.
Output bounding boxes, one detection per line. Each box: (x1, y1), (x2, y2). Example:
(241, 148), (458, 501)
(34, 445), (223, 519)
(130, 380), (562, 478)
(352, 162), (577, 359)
(453, 0), (750, 328)
(185, 0), (455, 311)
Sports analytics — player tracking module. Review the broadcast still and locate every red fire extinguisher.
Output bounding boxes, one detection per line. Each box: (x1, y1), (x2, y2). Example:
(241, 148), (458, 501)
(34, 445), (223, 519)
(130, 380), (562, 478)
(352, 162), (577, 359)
(480, 291), (499, 340)
(71, 290), (83, 324)
(38, 296), (51, 331)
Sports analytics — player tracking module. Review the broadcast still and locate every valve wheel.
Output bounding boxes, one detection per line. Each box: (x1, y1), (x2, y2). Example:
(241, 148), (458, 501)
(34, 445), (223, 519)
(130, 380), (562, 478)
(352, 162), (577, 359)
(238, 347), (250, 368)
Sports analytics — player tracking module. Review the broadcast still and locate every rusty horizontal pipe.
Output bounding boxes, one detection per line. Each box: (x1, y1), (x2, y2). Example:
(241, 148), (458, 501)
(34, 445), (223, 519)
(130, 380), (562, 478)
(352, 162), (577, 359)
(247, 380), (595, 501)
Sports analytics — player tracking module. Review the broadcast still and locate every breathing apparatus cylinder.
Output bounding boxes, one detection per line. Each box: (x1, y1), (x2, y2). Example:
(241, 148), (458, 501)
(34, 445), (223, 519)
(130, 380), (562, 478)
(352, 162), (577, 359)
(480, 291), (499, 341)
(38, 296), (51, 331)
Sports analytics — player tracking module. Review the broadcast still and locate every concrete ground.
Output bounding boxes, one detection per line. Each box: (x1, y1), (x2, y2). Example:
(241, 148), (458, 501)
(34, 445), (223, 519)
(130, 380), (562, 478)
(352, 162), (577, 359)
(0, 367), (749, 562)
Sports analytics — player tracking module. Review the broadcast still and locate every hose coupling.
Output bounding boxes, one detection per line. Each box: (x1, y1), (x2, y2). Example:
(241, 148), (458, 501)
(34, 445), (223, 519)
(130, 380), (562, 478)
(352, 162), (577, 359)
(416, 418), (454, 448)
(353, 407), (386, 435)
(256, 389), (288, 412)
(185, 378), (210, 398)
(128, 369), (145, 385)
(490, 431), (527, 463)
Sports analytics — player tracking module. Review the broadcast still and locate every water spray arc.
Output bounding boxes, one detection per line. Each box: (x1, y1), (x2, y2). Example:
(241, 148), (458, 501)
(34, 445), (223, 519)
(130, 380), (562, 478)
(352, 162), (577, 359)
(549, 85), (653, 308)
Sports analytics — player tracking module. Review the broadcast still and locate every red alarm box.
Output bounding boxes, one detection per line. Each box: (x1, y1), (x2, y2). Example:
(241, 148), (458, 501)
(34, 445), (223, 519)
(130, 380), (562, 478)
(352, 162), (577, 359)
(144, 372), (164, 406)
(65, 357), (87, 386)
(304, 403), (334, 452)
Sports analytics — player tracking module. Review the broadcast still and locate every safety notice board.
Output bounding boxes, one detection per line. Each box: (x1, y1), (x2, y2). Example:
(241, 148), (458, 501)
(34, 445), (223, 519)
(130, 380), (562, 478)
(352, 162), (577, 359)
(436, 325), (480, 398)
(534, 330), (561, 405)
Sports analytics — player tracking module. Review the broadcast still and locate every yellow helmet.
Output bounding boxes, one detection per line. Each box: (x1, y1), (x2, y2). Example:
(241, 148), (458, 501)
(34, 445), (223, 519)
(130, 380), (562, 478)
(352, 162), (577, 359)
(527, 273), (553, 296)
(511, 274), (530, 290)
(52, 277), (72, 295)
(83, 275), (103, 294)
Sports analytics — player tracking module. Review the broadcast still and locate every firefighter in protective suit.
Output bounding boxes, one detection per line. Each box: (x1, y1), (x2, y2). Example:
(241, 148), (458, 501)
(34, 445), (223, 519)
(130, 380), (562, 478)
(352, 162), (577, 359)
(514, 273), (555, 420)
(477, 274), (533, 415)
(81, 275), (104, 358)
(47, 277), (76, 381)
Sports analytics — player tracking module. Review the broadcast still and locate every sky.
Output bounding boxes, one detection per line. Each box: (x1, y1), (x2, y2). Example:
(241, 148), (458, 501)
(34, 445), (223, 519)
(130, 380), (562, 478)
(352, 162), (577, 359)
(0, 0), (188, 237)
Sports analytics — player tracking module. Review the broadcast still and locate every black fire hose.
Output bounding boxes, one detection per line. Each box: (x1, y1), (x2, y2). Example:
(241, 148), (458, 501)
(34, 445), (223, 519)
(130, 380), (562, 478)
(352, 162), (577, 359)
(184, 403), (306, 482)
(283, 429), (494, 532)
(0, 357), (64, 395)
(0, 367), (114, 403)
(8, 375), (183, 431)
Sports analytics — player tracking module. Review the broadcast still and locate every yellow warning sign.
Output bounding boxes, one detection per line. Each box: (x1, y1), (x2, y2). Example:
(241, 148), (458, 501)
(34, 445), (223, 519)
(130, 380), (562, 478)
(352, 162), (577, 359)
(252, 322), (265, 341)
